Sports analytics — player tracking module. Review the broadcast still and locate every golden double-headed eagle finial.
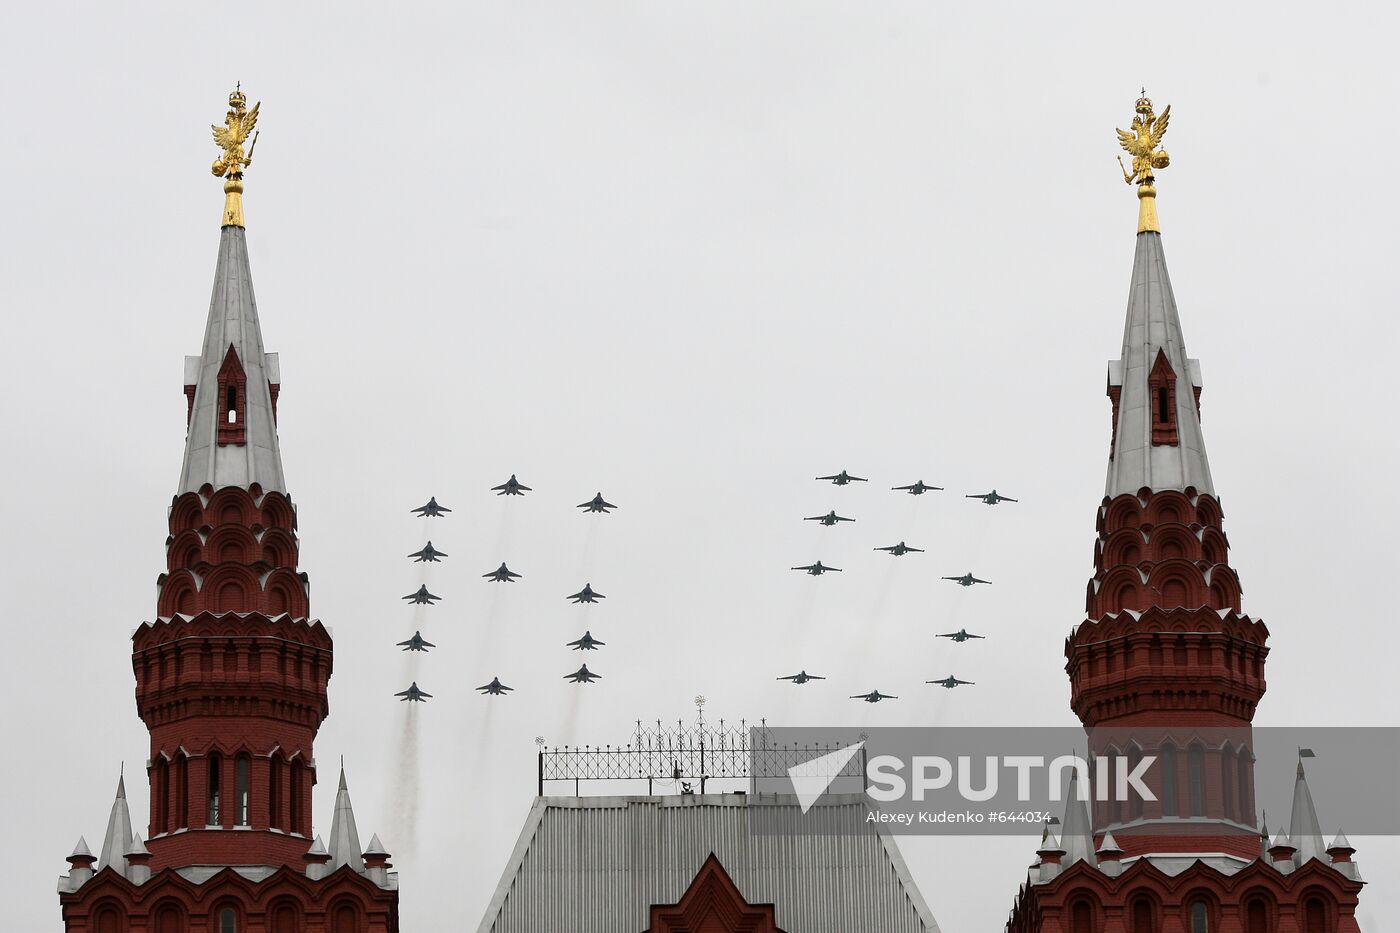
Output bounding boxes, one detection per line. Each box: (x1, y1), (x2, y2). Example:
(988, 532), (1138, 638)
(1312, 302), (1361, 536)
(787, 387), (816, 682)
(211, 85), (260, 228)
(1115, 91), (1171, 233)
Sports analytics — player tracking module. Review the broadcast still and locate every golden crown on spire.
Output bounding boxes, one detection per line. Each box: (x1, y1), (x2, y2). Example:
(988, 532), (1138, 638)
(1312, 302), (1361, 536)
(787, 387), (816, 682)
(1116, 91), (1171, 233)
(211, 85), (260, 228)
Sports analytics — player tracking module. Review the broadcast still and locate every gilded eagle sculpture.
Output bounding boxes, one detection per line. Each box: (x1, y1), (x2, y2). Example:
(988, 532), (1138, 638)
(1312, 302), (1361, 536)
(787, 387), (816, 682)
(1116, 92), (1171, 233)
(211, 86), (259, 227)
(212, 86), (259, 178)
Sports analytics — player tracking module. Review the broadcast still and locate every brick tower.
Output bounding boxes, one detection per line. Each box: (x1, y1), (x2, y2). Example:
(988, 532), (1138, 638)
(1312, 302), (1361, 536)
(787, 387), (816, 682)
(57, 89), (400, 933)
(1005, 96), (1364, 932)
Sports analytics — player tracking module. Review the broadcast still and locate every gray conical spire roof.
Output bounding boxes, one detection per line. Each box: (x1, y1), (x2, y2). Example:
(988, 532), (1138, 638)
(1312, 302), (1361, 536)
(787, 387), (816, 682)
(1059, 769), (1098, 868)
(325, 766), (364, 871)
(97, 773), (133, 877)
(1104, 232), (1214, 497)
(1288, 758), (1327, 865)
(179, 225), (286, 493)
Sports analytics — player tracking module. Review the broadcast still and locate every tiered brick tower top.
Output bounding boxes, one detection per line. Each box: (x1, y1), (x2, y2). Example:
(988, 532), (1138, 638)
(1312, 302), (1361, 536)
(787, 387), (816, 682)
(138, 224), (327, 870)
(1006, 205), (1363, 931)
(1072, 229), (1268, 861)
(58, 201), (398, 932)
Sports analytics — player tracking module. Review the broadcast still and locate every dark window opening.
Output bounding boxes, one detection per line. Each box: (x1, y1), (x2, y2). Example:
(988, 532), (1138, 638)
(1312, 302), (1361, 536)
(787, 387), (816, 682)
(226, 386), (238, 423)
(1190, 901), (1210, 933)
(1188, 745), (1205, 816)
(1158, 387), (1170, 424)
(235, 755), (251, 826)
(207, 752), (222, 826)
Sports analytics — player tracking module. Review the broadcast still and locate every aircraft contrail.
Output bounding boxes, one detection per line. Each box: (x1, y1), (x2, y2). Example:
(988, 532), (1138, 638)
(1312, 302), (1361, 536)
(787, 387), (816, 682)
(391, 704), (420, 856)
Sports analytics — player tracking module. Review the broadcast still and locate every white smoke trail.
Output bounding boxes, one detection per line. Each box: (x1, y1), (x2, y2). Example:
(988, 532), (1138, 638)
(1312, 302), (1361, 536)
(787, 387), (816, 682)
(391, 704), (420, 856)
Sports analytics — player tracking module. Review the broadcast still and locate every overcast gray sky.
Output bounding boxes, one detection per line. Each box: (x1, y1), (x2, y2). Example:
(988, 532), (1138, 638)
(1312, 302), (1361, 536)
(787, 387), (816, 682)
(2, 2), (1397, 930)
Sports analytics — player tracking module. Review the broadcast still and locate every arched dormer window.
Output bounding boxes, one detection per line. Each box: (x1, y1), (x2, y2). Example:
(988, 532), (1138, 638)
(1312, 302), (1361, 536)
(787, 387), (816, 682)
(175, 753), (189, 829)
(207, 751), (222, 826)
(1131, 897), (1155, 933)
(1187, 744), (1206, 816)
(216, 345), (247, 447)
(1221, 750), (1235, 821)
(1149, 348), (1179, 446)
(235, 754), (251, 826)
(268, 755), (282, 830)
(289, 759), (304, 835)
(1304, 897), (1330, 933)
(1071, 900), (1094, 933)
(155, 757), (170, 834)
(1188, 899), (1211, 933)
(1160, 744), (1178, 817)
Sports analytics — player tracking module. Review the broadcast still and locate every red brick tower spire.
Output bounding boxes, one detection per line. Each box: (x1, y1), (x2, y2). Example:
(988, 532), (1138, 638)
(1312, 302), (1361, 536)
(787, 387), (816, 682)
(1005, 95), (1364, 933)
(57, 90), (399, 933)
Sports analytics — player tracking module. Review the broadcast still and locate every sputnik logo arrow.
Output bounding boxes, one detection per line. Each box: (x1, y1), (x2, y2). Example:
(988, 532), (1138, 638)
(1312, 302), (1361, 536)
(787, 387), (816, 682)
(788, 741), (865, 814)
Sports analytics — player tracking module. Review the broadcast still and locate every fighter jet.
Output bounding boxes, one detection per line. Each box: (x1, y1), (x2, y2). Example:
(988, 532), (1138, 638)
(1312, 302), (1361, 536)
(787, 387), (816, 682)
(476, 677), (513, 695)
(395, 682), (432, 702)
(805, 511), (855, 526)
(567, 583), (605, 604)
(817, 470), (867, 486)
(397, 631), (436, 652)
(402, 585), (442, 604)
(967, 489), (1019, 505)
(791, 561), (842, 576)
(407, 541), (448, 562)
(850, 689), (897, 703)
(938, 629), (986, 643)
(567, 631), (606, 651)
(927, 675), (975, 689)
(483, 562), (522, 583)
(875, 541), (924, 556)
(411, 497), (451, 517)
(943, 573), (991, 587)
(564, 664), (603, 683)
(578, 492), (618, 513)
(893, 480), (943, 495)
(777, 670), (826, 684)
(491, 474), (532, 496)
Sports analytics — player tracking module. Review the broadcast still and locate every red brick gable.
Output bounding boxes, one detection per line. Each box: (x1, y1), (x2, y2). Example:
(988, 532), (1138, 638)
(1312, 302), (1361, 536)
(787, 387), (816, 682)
(645, 853), (785, 933)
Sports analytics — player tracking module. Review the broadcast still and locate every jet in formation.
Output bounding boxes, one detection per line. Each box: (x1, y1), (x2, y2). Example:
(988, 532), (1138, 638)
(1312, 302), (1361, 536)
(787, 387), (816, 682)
(397, 631), (436, 652)
(567, 583), (605, 603)
(402, 585), (442, 605)
(938, 629), (986, 642)
(411, 497), (451, 517)
(395, 682), (432, 702)
(407, 541), (448, 562)
(943, 573), (991, 587)
(477, 677), (513, 695)
(875, 541), (924, 556)
(792, 561), (841, 576)
(777, 670), (825, 684)
(567, 631), (606, 651)
(851, 689), (897, 703)
(491, 474), (532, 496)
(805, 510), (854, 526)
(483, 562), (522, 583)
(968, 489), (1018, 505)
(893, 480), (943, 495)
(927, 675), (975, 689)
(578, 492), (618, 513)
(817, 470), (867, 486)
(564, 664), (603, 683)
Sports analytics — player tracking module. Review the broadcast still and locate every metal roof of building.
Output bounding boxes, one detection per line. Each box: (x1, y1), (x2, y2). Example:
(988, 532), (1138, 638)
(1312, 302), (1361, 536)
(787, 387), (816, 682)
(178, 225), (286, 493)
(1104, 231), (1215, 497)
(476, 794), (940, 933)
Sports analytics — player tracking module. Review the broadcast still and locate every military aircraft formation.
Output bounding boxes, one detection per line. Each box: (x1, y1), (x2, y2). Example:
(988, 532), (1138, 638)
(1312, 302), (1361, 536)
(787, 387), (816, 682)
(778, 471), (1018, 699)
(395, 484), (620, 702)
(393, 471), (1014, 703)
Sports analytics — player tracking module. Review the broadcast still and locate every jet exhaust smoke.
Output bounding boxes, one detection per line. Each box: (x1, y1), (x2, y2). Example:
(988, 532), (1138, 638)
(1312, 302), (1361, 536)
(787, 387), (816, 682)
(391, 705), (420, 855)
